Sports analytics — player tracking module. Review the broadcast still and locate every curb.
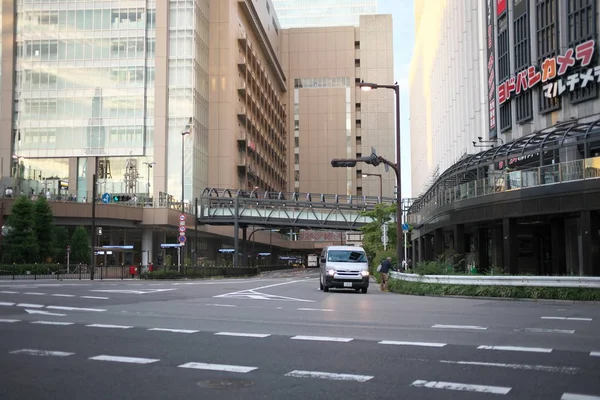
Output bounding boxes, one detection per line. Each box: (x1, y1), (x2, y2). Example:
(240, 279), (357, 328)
(388, 291), (600, 304)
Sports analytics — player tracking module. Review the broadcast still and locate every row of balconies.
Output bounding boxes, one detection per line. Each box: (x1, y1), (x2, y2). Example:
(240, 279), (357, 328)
(237, 132), (285, 180)
(237, 100), (285, 154)
(237, 61), (286, 128)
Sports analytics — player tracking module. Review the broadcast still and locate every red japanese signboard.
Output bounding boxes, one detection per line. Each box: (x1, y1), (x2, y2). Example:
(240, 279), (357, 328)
(497, 39), (597, 104)
(497, 0), (507, 16)
(486, 0), (497, 137)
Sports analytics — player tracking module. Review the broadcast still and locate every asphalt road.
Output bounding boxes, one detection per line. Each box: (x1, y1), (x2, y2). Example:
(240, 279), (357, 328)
(1, 270), (599, 399)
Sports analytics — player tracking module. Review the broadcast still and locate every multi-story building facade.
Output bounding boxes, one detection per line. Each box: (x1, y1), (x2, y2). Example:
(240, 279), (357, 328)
(281, 15), (395, 197)
(272, 0), (377, 29)
(408, 0), (600, 276)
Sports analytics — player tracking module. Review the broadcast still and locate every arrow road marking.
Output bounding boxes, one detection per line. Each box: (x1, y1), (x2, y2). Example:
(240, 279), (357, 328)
(25, 309), (66, 316)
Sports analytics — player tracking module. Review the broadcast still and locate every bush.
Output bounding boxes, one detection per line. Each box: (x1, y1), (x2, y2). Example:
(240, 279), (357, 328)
(388, 279), (600, 301)
(0, 264), (63, 276)
(142, 270), (183, 280)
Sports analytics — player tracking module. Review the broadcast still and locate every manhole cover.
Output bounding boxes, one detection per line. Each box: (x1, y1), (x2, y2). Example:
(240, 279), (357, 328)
(197, 379), (255, 389)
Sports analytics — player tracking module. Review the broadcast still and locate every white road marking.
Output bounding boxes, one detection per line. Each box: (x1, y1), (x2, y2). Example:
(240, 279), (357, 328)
(23, 292), (46, 296)
(285, 370), (373, 382)
(215, 332), (271, 338)
(0, 302), (15, 306)
(148, 328), (199, 334)
(524, 328), (575, 334)
(86, 324), (133, 329)
(541, 317), (592, 321)
(379, 341), (446, 348)
(16, 303), (44, 308)
(410, 380), (511, 395)
(178, 362), (257, 373)
(0, 291), (19, 294)
(47, 306), (106, 312)
(590, 352), (600, 357)
(51, 294), (75, 297)
(561, 394), (600, 400)
(432, 324), (487, 330)
(291, 335), (353, 342)
(297, 308), (334, 312)
(10, 349), (74, 357)
(214, 279), (314, 303)
(79, 296), (109, 300)
(90, 289), (176, 295)
(31, 321), (74, 326)
(0, 319), (20, 323)
(477, 345), (552, 353)
(89, 355), (159, 364)
(440, 360), (578, 374)
(25, 309), (66, 316)
(206, 304), (237, 307)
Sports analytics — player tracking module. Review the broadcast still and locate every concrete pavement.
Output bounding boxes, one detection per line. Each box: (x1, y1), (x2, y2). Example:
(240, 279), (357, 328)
(1, 269), (599, 399)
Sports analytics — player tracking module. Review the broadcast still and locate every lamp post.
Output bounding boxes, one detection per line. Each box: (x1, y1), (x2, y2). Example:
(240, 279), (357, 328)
(143, 161), (155, 199)
(361, 173), (382, 199)
(358, 81), (402, 266)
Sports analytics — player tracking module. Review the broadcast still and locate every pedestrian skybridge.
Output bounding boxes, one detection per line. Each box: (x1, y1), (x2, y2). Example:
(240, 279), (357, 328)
(198, 188), (396, 230)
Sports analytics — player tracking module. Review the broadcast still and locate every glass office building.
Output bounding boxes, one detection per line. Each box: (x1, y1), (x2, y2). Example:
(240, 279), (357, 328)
(7, 0), (209, 202)
(272, 0), (377, 28)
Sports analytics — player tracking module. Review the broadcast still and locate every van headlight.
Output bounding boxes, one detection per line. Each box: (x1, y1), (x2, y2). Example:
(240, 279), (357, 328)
(327, 269), (335, 276)
(360, 270), (369, 277)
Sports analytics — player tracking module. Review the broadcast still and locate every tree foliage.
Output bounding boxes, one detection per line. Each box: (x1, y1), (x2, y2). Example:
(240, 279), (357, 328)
(3, 195), (40, 263)
(33, 196), (55, 262)
(70, 226), (90, 264)
(54, 226), (70, 263)
(358, 203), (397, 263)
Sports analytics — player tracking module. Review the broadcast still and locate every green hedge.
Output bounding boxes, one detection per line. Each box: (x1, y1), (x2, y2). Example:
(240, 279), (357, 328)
(0, 264), (64, 275)
(388, 279), (600, 301)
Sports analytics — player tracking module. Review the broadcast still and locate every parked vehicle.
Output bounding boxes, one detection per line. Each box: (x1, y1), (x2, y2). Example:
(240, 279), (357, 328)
(307, 254), (318, 268)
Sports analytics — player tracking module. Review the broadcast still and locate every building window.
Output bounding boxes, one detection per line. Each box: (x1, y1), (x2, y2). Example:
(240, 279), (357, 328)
(498, 15), (511, 132)
(537, 0), (561, 113)
(567, 0), (597, 104)
(514, 3), (532, 124)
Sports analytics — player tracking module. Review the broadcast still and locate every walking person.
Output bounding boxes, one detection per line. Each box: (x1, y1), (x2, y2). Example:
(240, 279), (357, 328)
(380, 257), (392, 292)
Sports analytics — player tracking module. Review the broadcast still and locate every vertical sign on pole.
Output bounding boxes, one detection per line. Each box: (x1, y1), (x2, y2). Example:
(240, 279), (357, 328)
(66, 245), (71, 273)
(486, 0), (498, 139)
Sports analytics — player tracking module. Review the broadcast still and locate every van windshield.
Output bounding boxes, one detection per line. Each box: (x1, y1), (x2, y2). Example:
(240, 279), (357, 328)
(327, 250), (367, 262)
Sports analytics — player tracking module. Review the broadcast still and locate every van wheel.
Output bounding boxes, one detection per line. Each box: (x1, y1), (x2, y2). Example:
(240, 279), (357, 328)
(361, 287), (368, 294)
(319, 278), (324, 291)
(323, 285), (329, 292)
(355, 288), (360, 292)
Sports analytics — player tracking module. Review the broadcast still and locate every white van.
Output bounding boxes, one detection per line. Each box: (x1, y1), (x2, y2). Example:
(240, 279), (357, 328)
(319, 245), (369, 294)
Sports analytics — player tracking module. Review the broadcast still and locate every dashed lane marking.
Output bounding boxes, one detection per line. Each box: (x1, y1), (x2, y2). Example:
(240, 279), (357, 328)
(31, 321), (74, 326)
(477, 345), (552, 353)
(215, 332), (271, 338)
(148, 328), (199, 334)
(440, 360), (579, 374)
(285, 370), (373, 382)
(16, 303), (44, 308)
(47, 306), (106, 312)
(10, 349), (74, 357)
(297, 308), (334, 312)
(89, 355), (159, 364)
(379, 341), (446, 348)
(523, 328), (575, 334)
(0, 319), (20, 323)
(590, 352), (600, 357)
(86, 324), (133, 329)
(0, 291), (18, 294)
(205, 304), (237, 307)
(432, 324), (488, 330)
(80, 296), (109, 300)
(178, 362), (257, 373)
(541, 317), (592, 321)
(291, 335), (353, 343)
(561, 394), (600, 400)
(0, 302), (15, 306)
(51, 294), (75, 298)
(410, 380), (511, 395)
(23, 292), (46, 296)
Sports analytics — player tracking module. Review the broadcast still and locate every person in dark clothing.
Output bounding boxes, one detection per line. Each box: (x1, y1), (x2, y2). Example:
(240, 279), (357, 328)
(380, 257), (392, 292)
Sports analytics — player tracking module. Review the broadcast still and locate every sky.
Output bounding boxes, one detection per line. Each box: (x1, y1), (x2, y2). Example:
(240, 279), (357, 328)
(378, 0), (415, 198)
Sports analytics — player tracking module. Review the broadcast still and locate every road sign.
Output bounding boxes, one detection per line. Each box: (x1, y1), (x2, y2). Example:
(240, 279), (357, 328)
(66, 245), (71, 253)
(179, 226), (186, 233)
(179, 214), (186, 221)
(179, 231), (185, 236)
(381, 234), (388, 244)
(402, 223), (410, 232)
(101, 193), (111, 204)
(380, 224), (388, 233)
(178, 235), (187, 244)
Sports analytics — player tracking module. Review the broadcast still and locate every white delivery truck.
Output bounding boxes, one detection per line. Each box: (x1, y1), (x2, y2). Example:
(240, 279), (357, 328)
(307, 254), (318, 268)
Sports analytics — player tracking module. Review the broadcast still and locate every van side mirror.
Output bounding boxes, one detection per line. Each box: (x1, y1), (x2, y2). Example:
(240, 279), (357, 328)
(320, 257), (326, 264)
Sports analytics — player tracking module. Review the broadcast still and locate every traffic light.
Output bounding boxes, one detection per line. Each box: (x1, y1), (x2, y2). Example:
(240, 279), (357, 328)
(331, 159), (357, 167)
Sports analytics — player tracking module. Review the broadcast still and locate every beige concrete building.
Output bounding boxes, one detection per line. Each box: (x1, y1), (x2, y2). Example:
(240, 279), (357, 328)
(281, 15), (395, 197)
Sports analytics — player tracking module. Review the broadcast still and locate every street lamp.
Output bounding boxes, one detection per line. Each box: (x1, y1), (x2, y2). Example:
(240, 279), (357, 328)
(181, 117), (192, 213)
(358, 81), (402, 266)
(143, 161), (155, 199)
(361, 173), (382, 199)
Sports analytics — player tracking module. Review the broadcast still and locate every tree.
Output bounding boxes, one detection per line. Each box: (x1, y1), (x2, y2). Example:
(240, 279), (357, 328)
(70, 226), (90, 264)
(33, 195), (55, 262)
(359, 203), (397, 264)
(54, 226), (70, 263)
(3, 195), (39, 263)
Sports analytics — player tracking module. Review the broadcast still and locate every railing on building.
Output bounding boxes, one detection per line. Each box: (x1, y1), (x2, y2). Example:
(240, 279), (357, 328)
(408, 155), (600, 225)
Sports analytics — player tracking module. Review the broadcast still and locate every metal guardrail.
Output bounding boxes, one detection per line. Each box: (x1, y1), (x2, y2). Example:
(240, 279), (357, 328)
(389, 271), (600, 288)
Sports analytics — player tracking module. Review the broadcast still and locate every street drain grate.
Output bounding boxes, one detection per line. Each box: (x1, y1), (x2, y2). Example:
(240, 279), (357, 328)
(197, 379), (255, 389)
